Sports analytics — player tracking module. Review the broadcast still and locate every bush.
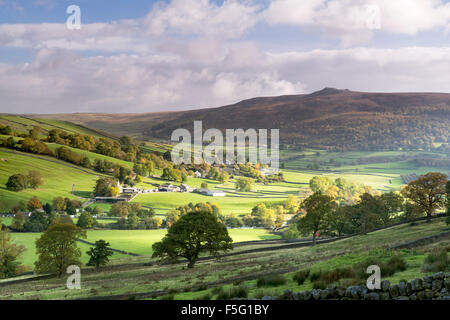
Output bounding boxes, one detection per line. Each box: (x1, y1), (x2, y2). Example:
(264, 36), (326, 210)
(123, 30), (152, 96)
(229, 286), (249, 299)
(256, 274), (286, 288)
(216, 286), (249, 299)
(309, 271), (323, 282)
(422, 248), (449, 272)
(293, 269), (310, 285)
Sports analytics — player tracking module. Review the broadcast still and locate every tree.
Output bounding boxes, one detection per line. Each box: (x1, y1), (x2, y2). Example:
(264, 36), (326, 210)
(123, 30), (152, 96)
(298, 193), (336, 245)
(219, 171), (229, 184)
(52, 197), (67, 212)
(401, 172), (447, 222)
(95, 177), (119, 197)
(27, 196), (42, 212)
(152, 211), (233, 268)
(35, 223), (86, 277)
(23, 211), (50, 232)
(11, 212), (26, 232)
(309, 176), (333, 193)
(77, 212), (95, 229)
(235, 177), (254, 192)
(5, 174), (27, 192)
(92, 206), (104, 217)
(201, 182), (209, 189)
(0, 226), (26, 279)
(27, 171), (44, 189)
(356, 193), (384, 234)
(86, 240), (113, 269)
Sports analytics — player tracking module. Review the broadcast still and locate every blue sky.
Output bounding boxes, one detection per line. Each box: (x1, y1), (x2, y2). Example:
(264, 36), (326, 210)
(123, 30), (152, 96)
(0, 0), (450, 113)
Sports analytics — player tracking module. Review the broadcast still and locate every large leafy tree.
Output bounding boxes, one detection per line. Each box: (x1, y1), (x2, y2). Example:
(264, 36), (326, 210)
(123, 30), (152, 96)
(401, 172), (447, 222)
(5, 174), (27, 192)
(35, 223), (86, 277)
(0, 226), (26, 279)
(86, 240), (114, 269)
(298, 192), (337, 245)
(152, 211), (233, 268)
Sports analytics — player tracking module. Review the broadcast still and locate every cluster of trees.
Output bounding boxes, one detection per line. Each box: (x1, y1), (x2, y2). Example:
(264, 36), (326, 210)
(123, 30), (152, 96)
(241, 195), (299, 229)
(34, 222), (113, 277)
(8, 196), (84, 232)
(161, 165), (187, 183)
(207, 167), (230, 184)
(104, 202), (160, 230)
(0, 124), (12, 135)
(164, 202), (222, 229)
(282, 112), (449, 152)
(285, 172), (450, 242)
(6, 171), (44, 192)
(47, 129), (141, 162)
(94, 177), (120, 197)
(309, 176), (373, 206)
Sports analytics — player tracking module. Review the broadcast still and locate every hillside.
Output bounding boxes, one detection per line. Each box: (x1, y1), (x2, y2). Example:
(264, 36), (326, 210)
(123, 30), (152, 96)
(0, 148), (104, 211)
(30, 88), (450, 151)
(1, 217), (448, 300)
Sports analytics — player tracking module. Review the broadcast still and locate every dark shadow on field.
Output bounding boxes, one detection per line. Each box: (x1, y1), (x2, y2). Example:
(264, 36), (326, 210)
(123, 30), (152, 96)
(73, 191), (91, 198)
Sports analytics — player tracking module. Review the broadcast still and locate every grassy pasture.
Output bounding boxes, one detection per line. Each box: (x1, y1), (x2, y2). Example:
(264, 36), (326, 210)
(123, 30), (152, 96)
(1, 218), (447, 300)
(7, 228), (279, 268)
(0, 148), (100, 211)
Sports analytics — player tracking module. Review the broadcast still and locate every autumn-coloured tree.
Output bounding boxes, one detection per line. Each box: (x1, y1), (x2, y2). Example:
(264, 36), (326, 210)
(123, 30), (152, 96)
(35, 223), (86, 277)
(27, 196), (42, 212)
(401, 172), (447, 222)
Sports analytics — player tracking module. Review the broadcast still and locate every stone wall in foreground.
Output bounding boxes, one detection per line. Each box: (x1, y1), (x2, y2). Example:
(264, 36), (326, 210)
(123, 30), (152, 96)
(275, 272), (450, 300)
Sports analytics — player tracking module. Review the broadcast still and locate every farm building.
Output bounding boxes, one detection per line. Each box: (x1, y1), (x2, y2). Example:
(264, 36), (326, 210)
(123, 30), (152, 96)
(159, 183), (180, 192)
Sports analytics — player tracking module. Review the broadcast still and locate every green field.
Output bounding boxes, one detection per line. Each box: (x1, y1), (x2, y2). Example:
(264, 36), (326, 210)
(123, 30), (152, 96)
(0, 115), (111, 139)
(8, 232), (127, 268)
(8, 228), (280, 268)
(0, 148), (101, 211)
(2, 217), (447, 300)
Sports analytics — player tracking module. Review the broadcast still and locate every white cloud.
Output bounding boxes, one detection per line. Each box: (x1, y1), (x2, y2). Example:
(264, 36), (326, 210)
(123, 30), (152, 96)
(2, 46), (450, 114)
(264, 0), (450, 45)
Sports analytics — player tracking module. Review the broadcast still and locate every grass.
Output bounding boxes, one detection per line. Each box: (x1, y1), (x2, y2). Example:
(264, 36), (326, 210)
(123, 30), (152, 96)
(8, 232), (127, 268)
(0, 148), (101, 211)
(6, 228), (279, 269)
(1, 217), (447, 300)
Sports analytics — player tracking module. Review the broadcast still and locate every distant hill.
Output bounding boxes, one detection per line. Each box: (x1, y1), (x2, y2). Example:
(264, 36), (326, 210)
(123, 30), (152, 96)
(30, 88), (450, 151)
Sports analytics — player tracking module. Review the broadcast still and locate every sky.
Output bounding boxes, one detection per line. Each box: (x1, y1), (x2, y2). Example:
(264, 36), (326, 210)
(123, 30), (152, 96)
(0, 0), (450, 114)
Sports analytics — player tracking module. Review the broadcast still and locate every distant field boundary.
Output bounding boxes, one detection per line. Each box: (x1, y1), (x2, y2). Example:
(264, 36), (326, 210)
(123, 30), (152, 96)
(77, 239), (142, 257)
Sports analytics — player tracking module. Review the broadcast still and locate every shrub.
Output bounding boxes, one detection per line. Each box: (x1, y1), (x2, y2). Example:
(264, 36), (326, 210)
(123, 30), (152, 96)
(293, 269), (310, 285)
(309, 271), (323, 282)
(422, 248), (449, 272)
(229, 286), (249, 299)
(256, 274), (286, 288)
